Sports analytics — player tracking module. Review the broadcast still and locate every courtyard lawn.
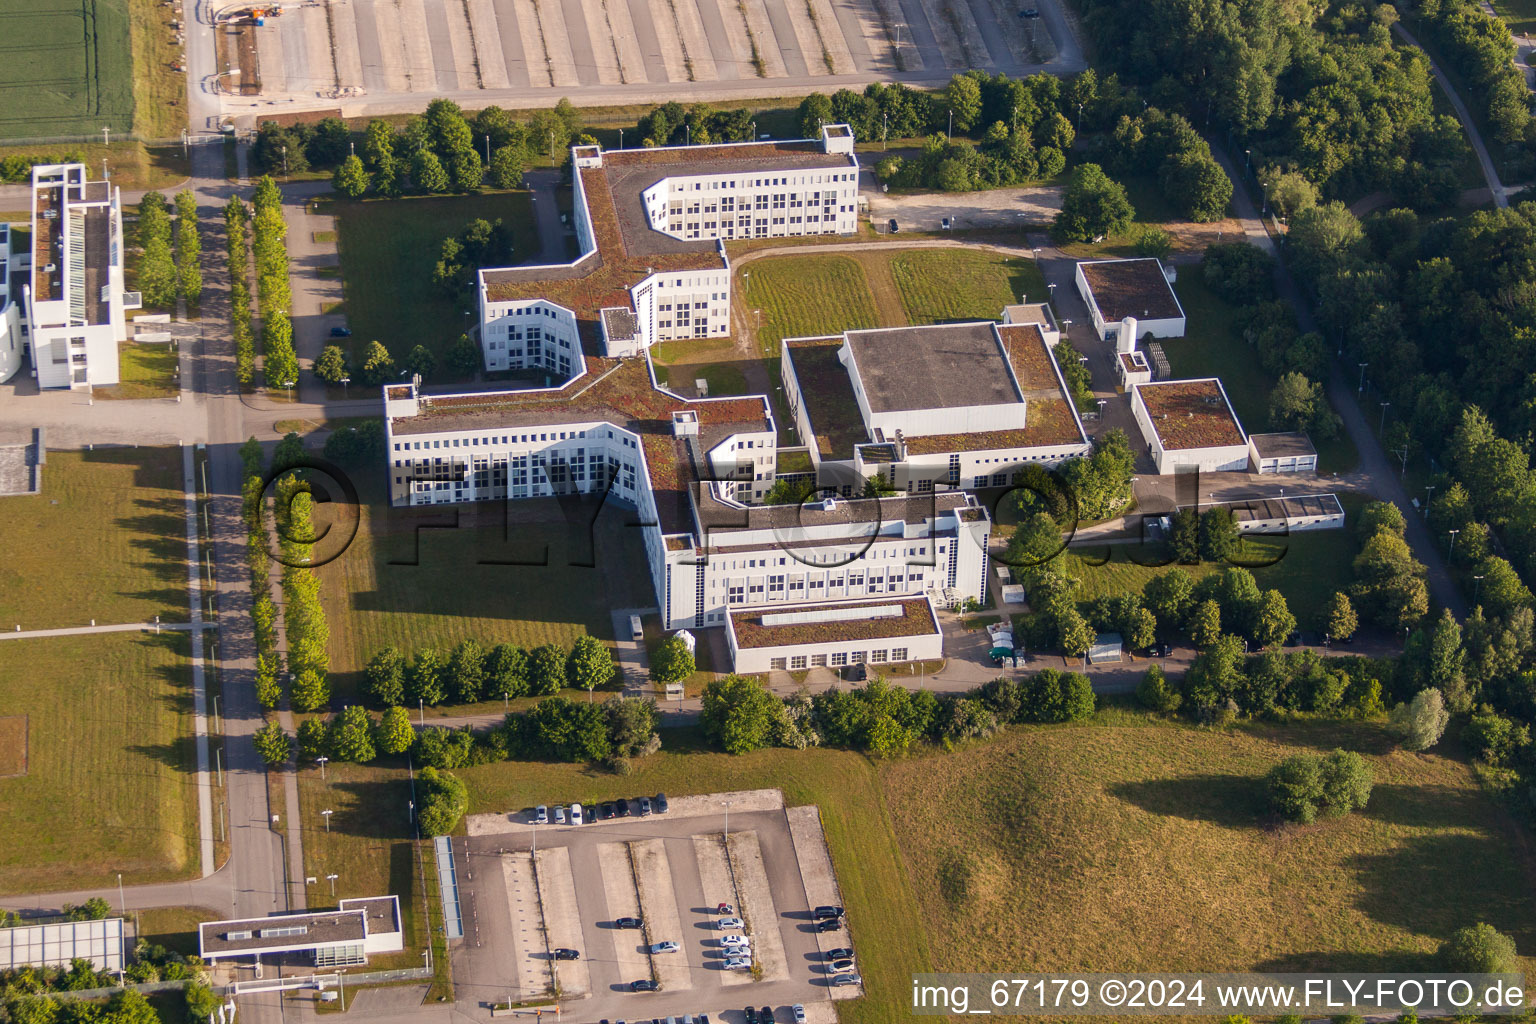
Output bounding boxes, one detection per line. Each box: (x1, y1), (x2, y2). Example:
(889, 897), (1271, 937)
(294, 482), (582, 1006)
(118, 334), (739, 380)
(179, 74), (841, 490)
(315, 497), (655, 705)
(136, 906), (217, 957)
(0, 632), (199, 893)
(890, 249), (1047, 325)
(462, 729), (931, 1024)
(1166, 267), (1358, 473)
(99, 341), (178, 399)
(740, 254), (883, 356)
(0, 446), (187, 628)
(883, 714), (1536, 978)
(332, 191), (538, 371)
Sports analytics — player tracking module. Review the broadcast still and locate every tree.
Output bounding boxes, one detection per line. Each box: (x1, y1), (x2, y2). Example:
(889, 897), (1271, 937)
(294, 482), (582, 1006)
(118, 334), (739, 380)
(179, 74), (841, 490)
(1267, 753), (1325, 823)
(528, 643), (568, 695)
(489, 145), (524, 190)
(412, 149), (449, 193)
(7, 996), (59, 1024)
(1463, 707), (1529, 765)
(1251, 589), (1297, 648)
(946, 75), (983, 132)
(328, 705), (377, 763)
(486, 642), (529, 699)
(253, 721), (292, 766)
(1204, 243), (1277, 305)
(1439, 923), (1519, 975)
(1358, 500), (1407, 539)
(314, 344), (349, 385)
(448, 638), (486, 704)
(1144, 567), (1195, 627)
(1159, 150), (1231, 222)
(1125, 606), (1158, 651)
(185, 981), (221, 1024)
(360, 340), (396, 385)
(1053, 163), (1134, 242)
(136, 192), (177, 308)
(1199, 507), (1240, 562)
(362, 118), (396, 168)
(376, 705), (415, 756)
(1005, 511), (1067, 569)
(263, 311), (300, 389)
(651, 634), (694, 686)
(1056, 605), (1096, 658)
(1389, 688), (1450, 751)
(1318, 749), (1374, 816)
(107, 990), (161, 1024)
(568, 635), (615, 696)
(1190, 599), (1222, 648)
(1137, 664), (1182, 713)
(403, 343), (436, 382)
(448, 147), (484, 192)
(408, 647), (448, 705)
(447, 334), (481, 378)
(332, 154), (370, 198)
(175, 190), (202, 303)
(291, 668), (329, 713)
(417, 766), (468, 837)
(797, 93), (834, 138)
(297, 717), (329, 761)
(1323, 591), (1358, 639)
(364, 646), (407, 706)
(1268, 171), (1319, 219)
(701, 675), (783, 754)
(1426, 608), (1468, 710)
(606, 696), (661, 757)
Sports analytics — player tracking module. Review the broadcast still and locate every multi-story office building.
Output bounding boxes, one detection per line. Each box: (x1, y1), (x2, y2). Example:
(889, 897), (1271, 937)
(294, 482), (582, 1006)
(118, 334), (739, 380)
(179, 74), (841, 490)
(0, 223), (25, 385)
(476, 126), (859, 366)
(24, 164), (132, 389)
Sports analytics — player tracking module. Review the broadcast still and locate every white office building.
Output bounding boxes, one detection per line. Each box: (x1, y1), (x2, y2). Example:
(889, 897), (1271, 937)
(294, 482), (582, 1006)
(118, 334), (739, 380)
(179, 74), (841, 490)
(1075, 258), (1186, 342)
(1131, 378), (1249, 474)
(0, 223), (25, 384)
(24, 164), (134, 389)
(477, 126), (859, 369)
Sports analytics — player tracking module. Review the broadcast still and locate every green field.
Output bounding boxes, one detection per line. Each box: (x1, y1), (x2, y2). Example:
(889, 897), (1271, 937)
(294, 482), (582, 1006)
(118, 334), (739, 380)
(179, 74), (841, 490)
(0, 0), (135, 139)
(99, 340), (178, 400)
(0, 446), (186, 628)
(885, 714), (1536, 978)
(891, 248), (1048, 324)
(741, 253), (882, 355)
(332, 191), (539, 372)
(315, 497), (654, 704)
(0, 632), (198, 893)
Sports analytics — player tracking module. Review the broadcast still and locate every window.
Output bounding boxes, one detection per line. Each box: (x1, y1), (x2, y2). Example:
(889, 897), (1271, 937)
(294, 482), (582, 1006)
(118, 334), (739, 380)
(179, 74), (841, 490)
(789, 655), (807, 670)
(770, 658), (787, 670)
(810, 654), (827, 667)
(868, 650), (888, 664)
(891, 647), (908, 662)
(830, 652), (848, 666)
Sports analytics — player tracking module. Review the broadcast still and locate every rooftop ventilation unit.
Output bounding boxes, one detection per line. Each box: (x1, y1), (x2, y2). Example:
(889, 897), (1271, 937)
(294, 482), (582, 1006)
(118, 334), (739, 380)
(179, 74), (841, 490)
(821, 497), (837, 512)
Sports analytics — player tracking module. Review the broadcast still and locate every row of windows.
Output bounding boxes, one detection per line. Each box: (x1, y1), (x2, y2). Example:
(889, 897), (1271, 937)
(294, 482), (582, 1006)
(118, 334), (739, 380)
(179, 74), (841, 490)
(394, 428), (605, 451)
(724, 570), (927, 604)
(769, 647), (909, 670)
(669, 174), (854, 191)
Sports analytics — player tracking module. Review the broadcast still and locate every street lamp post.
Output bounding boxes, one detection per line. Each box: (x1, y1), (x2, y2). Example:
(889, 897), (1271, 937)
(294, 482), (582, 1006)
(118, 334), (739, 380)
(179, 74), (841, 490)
(1357, 363), (1367, 393)
(1474, 574), (1485, 605)
(322, 808), (333, 832)
(947, 109), (952, 140)
(340, 375), (350, 396)
(1424, 484), (1435, 517)
(1379, 401), (1390, 434)
(316, 755), (328, 779)
(326, 873), (338, 897)
(1448, 528), (1460, 559)
(117, 873), (126, 915)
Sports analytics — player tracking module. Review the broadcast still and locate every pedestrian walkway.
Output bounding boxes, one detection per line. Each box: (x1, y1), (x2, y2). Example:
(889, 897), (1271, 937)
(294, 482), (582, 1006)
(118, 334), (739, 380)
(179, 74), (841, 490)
(0, 620), (214, 640)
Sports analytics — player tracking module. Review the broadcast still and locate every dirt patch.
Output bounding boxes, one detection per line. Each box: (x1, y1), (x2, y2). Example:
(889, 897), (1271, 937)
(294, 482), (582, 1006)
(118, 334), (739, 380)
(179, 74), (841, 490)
(216, 23), (262, 96)
(0, 715), (26, 776)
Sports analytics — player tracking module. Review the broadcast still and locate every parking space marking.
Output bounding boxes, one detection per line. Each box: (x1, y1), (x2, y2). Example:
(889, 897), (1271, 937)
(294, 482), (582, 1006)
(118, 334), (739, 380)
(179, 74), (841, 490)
(670, 0), (721, 82)
(444, 0), (485, 87)
(502, 852), (555, 1000)
(598, 0), (648, 84)
(598, 842), (653, 990)
(575, 0), (624, 83)
(692, 834), (753, 987)
(396, 0), (439, 90)
(464, 0), (513, 86)
(641, 0), (694, 81)
(727, 831), (790, 983)
(629, 838), (693, 993)
(536, 847), (594, 999)
(330, 0), (366, 89)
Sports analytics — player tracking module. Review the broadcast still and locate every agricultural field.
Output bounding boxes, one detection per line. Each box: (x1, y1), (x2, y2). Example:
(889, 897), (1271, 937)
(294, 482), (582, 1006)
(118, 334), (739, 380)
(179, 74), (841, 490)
(0, 0), (133, 139)
(0, 446), (187, 628)
(315, 495), (654, 705)
(884, 714), (1536, 978)
(890, 249), (1047, 324)
(331, 191), (538, 369)
(0, 632), (199, 893)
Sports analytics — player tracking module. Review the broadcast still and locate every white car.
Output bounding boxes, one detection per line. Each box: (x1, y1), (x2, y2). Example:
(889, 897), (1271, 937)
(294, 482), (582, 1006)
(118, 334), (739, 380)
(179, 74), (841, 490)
(649, 941), (680, 954)
(534, 805), (549, 824)
(716, 917), (745, 930)
(554, 805), (567, 825)
(719, 935), (750, 948)
(570, 802), (585, 825)
(792, 1007), (805, 1024)
(722, 957), (752, 971)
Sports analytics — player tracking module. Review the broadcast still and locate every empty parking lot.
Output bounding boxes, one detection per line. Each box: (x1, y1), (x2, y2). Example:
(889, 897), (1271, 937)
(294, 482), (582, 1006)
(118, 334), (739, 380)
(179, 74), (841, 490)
(452, 790), (855, 1022)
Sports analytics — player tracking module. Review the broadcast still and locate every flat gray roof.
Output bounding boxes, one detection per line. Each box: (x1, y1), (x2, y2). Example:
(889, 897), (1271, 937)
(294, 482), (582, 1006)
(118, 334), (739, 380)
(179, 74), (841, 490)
(843, 323), (1021, 414)
(199, 910), (367, 957)
(0, 918), (123, 971)
(1249, 431), (1316, 458)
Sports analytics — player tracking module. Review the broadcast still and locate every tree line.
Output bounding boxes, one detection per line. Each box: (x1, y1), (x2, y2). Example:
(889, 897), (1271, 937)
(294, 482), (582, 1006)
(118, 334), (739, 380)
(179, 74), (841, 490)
(239, 438), (282, 710)
(225, 197), (254, 386)
(273, 432), (331, 713)
(361, 634), (616, 708)
(251, 177), (298, 389)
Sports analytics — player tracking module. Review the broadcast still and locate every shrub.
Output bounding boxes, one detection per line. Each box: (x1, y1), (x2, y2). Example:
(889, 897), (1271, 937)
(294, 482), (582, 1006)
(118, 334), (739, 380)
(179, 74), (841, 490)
(417, 767), (468, 836)
(1438, 923), (1519, 975)
(1389, 688), (1450, 751)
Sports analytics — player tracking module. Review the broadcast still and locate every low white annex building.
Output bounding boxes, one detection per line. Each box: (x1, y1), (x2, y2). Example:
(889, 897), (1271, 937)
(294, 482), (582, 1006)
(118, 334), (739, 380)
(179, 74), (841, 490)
(1131, 378), (1249, 474)
(199, 897), (402, 967)
(781, 319), (1092, 495)
(24, 164), (133, 389)
(1075, 258), (1186, 342)
(0, 223), (25, 385)
(726, 596), (943, 674)
(1248, 431), (1318, 474)
(476, 127), (859, 369)
(0, 918), (124, 972)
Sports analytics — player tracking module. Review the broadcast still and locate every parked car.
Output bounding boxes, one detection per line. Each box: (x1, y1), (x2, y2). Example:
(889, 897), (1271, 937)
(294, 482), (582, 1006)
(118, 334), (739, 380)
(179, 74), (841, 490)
(655, 793), (669, 813)
(534, 805), (549, 824)
(649, 941), (680, 954)
(825, 948), (853, 961)
(760, 1008), (773, 1024)
(616, 799), (633, 817)
(638, 796), (652, 816)
(716, 902), (734, 915)
(553, 948), (581, 960)
(599, 802), (617, 819)
(615, 917), (643, 929)
(570, 803), (585, 825)
(815, 919), (840, 933)
(554, 806), (568, 825)
(1020, 7), (1040, 17)
(720, 935), (750, 948)
(716, 917), (745, 930)
(723, 958), (752, 971)
(745, 1007), (758, 1024)
(630, 980), (658, 992)
(829, 959), (856, 974)
(328, 326), (352, 337)
(888, 219), (899, 233)
(832, 974), (862, 987)
(792, 1007), (805, 1024)
(813, 906), (844, 920)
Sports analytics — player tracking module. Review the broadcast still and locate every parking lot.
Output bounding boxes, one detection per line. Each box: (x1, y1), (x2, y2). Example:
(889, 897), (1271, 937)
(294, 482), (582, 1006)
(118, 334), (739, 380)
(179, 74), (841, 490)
(452, 790), (854, 1023)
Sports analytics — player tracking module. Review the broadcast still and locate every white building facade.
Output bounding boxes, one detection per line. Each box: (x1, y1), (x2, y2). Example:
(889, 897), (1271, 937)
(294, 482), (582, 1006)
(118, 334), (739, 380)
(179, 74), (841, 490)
(725, 595), (944, 674)
(1075, 258), (1186, 342)
(1131, 378), (1250, 474)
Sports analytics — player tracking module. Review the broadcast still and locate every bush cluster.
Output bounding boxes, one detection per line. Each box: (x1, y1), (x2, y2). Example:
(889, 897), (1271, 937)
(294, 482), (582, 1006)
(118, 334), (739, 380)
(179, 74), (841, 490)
(362, 635), (615, 708)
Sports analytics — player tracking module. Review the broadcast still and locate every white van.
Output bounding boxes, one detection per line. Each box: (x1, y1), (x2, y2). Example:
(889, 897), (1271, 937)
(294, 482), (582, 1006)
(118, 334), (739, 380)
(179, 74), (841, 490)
(629, 615), (644, 641)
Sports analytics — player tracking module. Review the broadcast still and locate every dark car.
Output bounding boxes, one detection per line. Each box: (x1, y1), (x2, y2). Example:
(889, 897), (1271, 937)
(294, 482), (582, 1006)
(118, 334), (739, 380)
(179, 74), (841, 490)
(655, 793), (669, 813)
(813, 905), (845, 920)
(616, 799), (632, 817)
(630, 980), (657, 992)
(826, 947), (854, 961)
(553, 948), (581, 960)
(887, 218), (899, 233)
(328, 326), (352, 337)
(816, 918), (840, 933)
(761, 1008), (774, 1024)
(599, 802), (616, 819)
(615, 917), (643, 929)
(745, 1008), (758, 1024)
(1020, 6), (1040, 17)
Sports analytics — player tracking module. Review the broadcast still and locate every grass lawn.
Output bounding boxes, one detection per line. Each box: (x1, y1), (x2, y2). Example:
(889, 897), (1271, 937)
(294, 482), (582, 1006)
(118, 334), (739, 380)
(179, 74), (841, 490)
(890, 249), (1046, 324)
(127, 0), (187, 138)
(461, 728), (930, 1024)
(1490, 0), (1536, 32)
(136, 906), (217, 957)
(0, 632), (199, 893)
(0, 141), (188, 192)
(332, 191), (538, 371)
(884, 714), (1536, 977)
(98, 341), (178, 399)
(0, 446), (186, 627)
(315, 496), (655, 704)
(1166, 266), (1358, 473)
(740, 254), (882, 357)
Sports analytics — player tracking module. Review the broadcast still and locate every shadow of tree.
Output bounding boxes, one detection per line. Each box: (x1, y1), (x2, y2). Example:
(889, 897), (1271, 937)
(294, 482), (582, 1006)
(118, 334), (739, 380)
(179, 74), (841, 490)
(1108, 772), (1266, 829)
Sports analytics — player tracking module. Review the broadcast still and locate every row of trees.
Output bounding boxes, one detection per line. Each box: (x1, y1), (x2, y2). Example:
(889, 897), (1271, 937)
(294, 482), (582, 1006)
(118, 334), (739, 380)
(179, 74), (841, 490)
(174, 190), (201, 305)
(225, 198), (255, 385)
(275, 433), (331, 713)
(251, 177), (298, 388)
(239, 438), (283, 710)
(362, 635), (615, 707)
(699, 669), (1096, 758)
(4, 986), (218, 1024)
(1417, 0), (1533, 151)
(133, 193), (176, 309)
